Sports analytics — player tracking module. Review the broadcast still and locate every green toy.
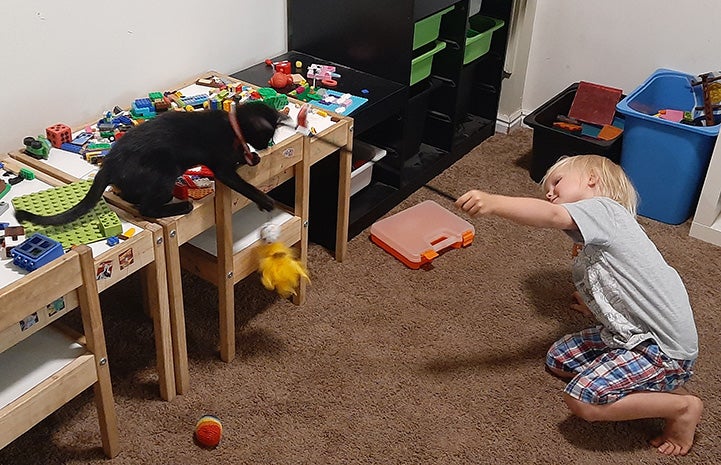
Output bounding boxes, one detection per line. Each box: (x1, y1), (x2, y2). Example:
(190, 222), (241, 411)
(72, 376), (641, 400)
(12, 180), (123, 249)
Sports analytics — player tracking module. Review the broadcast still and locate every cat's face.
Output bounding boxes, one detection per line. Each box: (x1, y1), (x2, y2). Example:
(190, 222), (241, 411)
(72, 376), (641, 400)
(234, 101), (287, 153)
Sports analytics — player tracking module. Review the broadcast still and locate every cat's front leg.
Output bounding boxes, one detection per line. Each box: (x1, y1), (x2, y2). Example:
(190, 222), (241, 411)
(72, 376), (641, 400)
(215, 172), (275, 211)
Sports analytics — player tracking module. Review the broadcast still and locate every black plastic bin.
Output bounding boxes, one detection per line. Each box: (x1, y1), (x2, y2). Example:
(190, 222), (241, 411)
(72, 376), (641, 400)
(523, 83), (624, 182)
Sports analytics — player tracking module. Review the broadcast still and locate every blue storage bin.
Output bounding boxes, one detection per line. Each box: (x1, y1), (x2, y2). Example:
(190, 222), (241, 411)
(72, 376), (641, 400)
(616, 68), (720, 224)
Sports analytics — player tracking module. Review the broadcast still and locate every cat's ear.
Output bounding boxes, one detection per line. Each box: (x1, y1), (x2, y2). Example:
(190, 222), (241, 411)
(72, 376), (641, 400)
(275, 111), (292, 128)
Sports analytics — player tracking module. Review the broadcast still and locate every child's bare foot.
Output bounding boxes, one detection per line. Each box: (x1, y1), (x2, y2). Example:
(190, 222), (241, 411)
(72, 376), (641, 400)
(649, 395), (703, 456)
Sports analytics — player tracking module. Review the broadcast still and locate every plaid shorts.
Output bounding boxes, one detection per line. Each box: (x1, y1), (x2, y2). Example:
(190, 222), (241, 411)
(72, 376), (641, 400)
(546, 326), (695, 405)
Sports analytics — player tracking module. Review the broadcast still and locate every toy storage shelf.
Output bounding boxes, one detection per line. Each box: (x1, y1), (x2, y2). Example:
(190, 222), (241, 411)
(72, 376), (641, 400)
(248, 0), (513, 249)
(690, 133), (721, 246)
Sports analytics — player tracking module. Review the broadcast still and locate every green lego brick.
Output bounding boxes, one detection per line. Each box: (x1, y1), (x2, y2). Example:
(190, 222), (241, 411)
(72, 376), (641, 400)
(19, 167), (35, 180)
(12, 180), (123, 249)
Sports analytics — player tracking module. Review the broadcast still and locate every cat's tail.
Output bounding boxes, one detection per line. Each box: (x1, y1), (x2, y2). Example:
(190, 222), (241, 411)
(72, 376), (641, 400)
(14, 168), (112, 226)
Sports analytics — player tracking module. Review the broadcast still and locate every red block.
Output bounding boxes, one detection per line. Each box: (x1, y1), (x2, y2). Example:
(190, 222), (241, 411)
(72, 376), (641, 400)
(45, 123), (73, 148)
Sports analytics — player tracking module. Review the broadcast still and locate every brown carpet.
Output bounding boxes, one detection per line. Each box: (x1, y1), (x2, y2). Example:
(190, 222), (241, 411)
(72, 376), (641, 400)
(2, 128), (720, 464)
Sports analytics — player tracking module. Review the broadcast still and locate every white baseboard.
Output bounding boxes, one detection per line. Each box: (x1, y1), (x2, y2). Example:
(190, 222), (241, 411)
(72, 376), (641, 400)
(495, 109), (525, 134)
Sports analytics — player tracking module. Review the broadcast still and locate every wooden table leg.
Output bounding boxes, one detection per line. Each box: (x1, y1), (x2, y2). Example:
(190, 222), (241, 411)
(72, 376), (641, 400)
(335, 123), (353, 263)
(144, 224), (176, 401)
(162, 219), (190, 395)
(293, 143), (311, 305)
(215, 183), (236, 362)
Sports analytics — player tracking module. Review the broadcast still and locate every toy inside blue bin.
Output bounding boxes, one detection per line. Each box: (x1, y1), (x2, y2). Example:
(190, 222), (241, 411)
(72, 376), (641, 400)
(616, 68), (720, 224)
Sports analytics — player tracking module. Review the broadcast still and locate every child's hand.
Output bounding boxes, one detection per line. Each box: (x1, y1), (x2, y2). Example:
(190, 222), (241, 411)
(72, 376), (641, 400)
(570, 291), (593, 318)
(456, 189), (490, 216)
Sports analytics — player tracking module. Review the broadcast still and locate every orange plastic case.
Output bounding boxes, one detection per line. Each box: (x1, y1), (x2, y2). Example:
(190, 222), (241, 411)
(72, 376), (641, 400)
(370, 200), (475, 269)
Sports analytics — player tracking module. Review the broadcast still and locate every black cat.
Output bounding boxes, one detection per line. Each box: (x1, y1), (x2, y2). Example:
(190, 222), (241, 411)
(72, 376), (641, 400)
(15, 101), (284, 225)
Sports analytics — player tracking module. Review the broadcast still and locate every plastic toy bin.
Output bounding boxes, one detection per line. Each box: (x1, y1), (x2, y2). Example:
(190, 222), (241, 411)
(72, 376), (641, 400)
(616, 68), (720, 224)
(523, 83), (624, 182)
(413, 6), (454, 50)
(464, 15), (505, 65)
(370, 200), (475, 269)
(410, 41), (446, 86)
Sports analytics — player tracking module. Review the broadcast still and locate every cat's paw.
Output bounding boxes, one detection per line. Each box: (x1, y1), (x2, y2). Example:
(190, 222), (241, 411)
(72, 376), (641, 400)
(257, 195), (275, 212)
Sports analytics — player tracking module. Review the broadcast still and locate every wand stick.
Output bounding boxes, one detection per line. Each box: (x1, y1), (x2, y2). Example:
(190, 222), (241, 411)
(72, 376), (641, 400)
(422, 184), (457, 202)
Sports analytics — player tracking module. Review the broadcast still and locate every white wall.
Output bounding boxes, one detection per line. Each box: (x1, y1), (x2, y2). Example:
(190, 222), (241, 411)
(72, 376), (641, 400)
(520, 0), (721, 114)
(0, 0), (287, 151)
(5, 1), (718, 149)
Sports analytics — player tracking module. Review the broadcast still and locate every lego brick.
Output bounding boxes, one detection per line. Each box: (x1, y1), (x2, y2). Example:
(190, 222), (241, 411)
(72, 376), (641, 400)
(181, 94), (210, 108)
(60, 142), (84, 154)
(11, 180), (123, 249)
(11, 233), (64, 272)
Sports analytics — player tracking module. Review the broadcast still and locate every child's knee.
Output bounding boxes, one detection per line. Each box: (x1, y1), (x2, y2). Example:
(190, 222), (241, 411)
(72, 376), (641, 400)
(563, 393), (604, 422)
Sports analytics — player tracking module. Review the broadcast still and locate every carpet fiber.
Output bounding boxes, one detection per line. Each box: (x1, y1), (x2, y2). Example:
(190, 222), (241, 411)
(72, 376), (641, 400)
(2, 128), (720, 464)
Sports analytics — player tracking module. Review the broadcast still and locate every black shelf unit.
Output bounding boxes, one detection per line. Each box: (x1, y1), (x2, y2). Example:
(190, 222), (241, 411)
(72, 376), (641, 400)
(234, 0), (512, 251)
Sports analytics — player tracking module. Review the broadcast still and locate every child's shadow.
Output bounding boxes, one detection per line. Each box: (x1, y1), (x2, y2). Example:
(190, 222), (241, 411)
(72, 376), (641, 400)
(523, 268), (594, 331)
(558, 415), (661, 452)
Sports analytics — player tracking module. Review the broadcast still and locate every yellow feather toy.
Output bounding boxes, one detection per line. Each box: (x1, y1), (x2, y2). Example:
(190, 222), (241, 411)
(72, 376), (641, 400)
(257, 223), (309, 298)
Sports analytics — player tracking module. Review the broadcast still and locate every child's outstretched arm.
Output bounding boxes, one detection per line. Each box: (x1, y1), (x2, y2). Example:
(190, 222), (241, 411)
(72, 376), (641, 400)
(455, 189), (577, 230)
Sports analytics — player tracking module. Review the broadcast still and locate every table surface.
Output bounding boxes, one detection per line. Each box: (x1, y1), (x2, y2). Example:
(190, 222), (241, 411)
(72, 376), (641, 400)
(0, 165), (141, 288)
(232, 51), (407, 134)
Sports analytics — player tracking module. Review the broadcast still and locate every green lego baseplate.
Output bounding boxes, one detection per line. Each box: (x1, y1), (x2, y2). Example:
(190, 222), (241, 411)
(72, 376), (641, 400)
(12, 180), (123, 249)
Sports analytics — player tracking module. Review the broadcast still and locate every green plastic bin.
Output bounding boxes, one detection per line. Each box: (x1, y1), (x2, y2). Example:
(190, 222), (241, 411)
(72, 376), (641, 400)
(413, 6), (454, 50)
(463, 15), (504, 65)
(410, 41), (447, 86)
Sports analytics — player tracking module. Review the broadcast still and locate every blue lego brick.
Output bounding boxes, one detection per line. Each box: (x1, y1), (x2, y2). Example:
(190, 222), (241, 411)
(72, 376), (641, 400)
(131, 98), (156, 118)
(181, 94), (209, 108)
(113, 115), (133, 126)
(11, 233), (65, 272)
(60, 142), (83, 154)
(71, 132), (93, 146)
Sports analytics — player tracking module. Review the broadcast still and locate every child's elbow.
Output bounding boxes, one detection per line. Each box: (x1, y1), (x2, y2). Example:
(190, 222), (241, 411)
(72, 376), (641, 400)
(549, 207), (576, 230)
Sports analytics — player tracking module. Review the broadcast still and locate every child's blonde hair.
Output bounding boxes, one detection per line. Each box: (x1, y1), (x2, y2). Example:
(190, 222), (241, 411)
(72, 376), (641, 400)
(541, 155), (638, 215)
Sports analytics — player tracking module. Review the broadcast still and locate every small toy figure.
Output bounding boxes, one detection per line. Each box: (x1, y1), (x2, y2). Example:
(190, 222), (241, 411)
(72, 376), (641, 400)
(23, 135), (52, 159)
(268, 71), (294, 90)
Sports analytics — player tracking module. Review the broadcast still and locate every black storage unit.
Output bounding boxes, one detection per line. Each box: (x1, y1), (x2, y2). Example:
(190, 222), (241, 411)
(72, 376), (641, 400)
(523, 83), (625, 182)
(236, 0), (512, 251)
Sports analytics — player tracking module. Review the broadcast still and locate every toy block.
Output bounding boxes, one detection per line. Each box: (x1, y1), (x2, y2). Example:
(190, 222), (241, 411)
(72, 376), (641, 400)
(60, 142), (84, 154)
(71, 132), (93, 146)
(18, 168), (35, 180)
(3, 226), (25, 258)
(4, 225), (25, 239)
(11, 233), (64, 272)
(45, 124), (73, 148)
(11, 180), (123, 249)
(131, 98), (156, 119)
(181, 94), (209, 109)
(0, 180), (9, 200)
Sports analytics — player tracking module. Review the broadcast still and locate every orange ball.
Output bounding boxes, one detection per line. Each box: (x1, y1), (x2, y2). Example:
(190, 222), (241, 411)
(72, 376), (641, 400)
(195, 415), (222, 448)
